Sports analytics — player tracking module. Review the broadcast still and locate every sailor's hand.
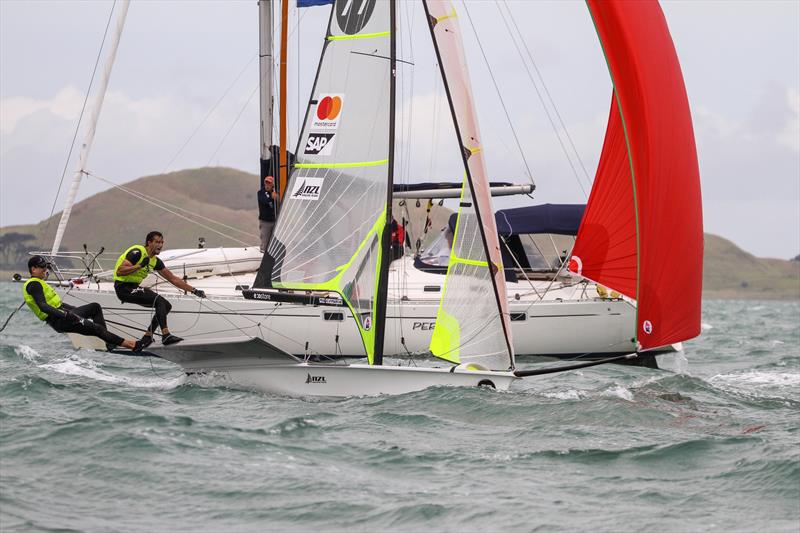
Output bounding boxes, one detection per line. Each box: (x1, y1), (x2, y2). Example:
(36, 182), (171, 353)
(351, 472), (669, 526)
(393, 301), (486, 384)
(138, 262), (149, 271)
(192, 289), (206, 298)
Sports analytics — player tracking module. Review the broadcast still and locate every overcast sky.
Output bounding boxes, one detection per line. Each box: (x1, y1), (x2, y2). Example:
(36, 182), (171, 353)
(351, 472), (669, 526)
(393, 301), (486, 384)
(1, 0), (798, 259)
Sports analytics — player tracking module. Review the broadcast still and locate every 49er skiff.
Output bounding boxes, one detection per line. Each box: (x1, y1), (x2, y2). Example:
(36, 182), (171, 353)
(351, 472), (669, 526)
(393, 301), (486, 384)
(144, 0), (702, 397)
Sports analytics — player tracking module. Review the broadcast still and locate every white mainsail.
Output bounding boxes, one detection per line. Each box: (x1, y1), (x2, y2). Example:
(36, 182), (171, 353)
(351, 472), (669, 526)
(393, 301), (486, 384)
(425, 0), (515, 371)
(266, 0), (393, 364)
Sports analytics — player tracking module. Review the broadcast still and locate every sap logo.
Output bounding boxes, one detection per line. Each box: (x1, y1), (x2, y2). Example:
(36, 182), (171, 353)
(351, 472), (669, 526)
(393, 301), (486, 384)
(305, 373), (326, 384)
(290, 177), (324, 201)
(304, 133), (335, 156)
(412, 322), (436, 331)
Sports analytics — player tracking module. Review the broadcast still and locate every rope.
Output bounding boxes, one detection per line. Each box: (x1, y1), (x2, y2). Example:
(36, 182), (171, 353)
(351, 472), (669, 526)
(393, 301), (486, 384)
(44, 0), (118, 239)
(0, 303), (25, 333)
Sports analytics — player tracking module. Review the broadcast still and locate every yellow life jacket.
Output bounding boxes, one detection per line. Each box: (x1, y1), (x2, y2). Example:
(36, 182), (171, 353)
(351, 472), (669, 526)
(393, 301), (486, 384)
(114, 244), (157, 285)
(23, 278), (62, 321)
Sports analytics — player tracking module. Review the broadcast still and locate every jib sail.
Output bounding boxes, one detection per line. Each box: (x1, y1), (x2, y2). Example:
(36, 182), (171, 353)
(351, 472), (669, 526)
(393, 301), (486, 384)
(424, 0), (515, 372)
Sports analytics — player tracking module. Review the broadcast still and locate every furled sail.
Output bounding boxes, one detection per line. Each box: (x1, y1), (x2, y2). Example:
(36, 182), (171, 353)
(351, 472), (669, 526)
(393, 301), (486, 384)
(266, 0), (393, 364)
(569, 0), (703, 350)
(424, 0), (515, 371)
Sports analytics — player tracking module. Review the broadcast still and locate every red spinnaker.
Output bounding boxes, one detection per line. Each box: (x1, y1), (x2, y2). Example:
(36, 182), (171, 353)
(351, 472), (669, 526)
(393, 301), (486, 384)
(569, 0), (703, 350)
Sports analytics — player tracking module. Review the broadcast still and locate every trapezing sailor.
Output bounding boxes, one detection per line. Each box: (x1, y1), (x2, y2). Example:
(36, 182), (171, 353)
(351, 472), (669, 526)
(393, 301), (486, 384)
(114, 230), (206, 349)
(22, 255), (143, 352)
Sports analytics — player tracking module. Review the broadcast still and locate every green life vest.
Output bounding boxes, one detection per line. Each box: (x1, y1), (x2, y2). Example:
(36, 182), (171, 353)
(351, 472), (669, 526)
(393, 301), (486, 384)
(23, 278), (62, 321)
(114, 244), (157, 285)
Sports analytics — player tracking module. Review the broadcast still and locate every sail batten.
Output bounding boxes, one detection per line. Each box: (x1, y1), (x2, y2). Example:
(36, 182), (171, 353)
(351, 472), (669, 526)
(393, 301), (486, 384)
(570, 0), (703, 350)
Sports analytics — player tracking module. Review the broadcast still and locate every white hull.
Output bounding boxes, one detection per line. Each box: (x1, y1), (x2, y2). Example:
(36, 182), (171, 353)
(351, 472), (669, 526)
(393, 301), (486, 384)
(197, 362), (517, 397)
(60, 255), (638, 359)
(151, 338), (518, 397)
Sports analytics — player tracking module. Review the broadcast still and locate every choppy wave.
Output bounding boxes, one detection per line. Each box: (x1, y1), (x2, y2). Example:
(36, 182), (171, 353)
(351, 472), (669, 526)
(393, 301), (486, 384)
(36, 353), (185, 390)
(1, 285), (799, 532)
(14, 344), (42, 362)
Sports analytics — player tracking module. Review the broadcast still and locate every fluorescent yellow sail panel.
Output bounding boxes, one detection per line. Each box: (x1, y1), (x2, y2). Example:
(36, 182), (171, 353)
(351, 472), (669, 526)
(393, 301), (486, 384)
(430, 307), (461, 364)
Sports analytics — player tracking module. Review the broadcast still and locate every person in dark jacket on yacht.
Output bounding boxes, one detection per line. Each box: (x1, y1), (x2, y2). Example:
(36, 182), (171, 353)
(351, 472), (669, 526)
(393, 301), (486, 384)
(258, 175), (278, 252)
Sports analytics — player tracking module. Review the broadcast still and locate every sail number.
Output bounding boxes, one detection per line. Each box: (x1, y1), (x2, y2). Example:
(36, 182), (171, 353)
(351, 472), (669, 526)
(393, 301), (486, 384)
(335, 0), (376, 35)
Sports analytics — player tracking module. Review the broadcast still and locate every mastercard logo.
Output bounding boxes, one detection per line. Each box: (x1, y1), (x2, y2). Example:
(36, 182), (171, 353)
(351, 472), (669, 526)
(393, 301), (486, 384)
(316, 95), (343, 121)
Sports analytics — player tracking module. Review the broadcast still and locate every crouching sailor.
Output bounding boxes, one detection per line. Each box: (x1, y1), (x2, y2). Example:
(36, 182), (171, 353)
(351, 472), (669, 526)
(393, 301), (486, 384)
(23, 255), (142, 352)
(114, 230), (206, 349)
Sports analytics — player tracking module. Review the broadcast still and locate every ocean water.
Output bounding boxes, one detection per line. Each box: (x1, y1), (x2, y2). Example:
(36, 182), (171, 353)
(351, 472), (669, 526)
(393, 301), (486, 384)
(1, 282), (798, 532)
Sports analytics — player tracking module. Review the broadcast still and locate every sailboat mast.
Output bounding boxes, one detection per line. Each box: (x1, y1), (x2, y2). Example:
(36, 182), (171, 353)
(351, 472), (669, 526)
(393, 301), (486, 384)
(258, 0), (275, 183)
(50, 0), (130, 255)
(422, 0), (514, 362)
(278, 0), (290, 200)
(372, 0), (398, 367)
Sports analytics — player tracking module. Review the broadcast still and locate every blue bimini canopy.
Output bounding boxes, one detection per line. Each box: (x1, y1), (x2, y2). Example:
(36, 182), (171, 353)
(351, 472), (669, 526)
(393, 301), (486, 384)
(448, 204), (586, 236)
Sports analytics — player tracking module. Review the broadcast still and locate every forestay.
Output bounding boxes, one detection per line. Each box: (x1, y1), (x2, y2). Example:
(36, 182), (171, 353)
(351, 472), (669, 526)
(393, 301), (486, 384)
(266, 0), (392, 364)
(424, 0), (515, 372)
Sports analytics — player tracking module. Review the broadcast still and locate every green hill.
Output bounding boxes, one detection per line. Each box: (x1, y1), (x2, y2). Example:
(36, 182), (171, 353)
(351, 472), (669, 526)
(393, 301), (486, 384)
(1, 167), (260, 265)
(2, 167), (798, 299)
(702, 234), (799, 299)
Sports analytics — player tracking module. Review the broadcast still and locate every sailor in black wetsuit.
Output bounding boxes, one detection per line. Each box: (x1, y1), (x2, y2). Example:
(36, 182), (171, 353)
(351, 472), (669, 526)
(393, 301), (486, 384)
(113, 231), (206, 349)
(22, 255), (142, 352)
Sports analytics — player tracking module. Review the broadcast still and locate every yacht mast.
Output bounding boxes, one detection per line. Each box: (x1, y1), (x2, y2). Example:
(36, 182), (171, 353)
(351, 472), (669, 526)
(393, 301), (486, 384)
(50, 0), (130, 255)
(278, 0), (290, 200)
(258, 0), (275, 181)
(372, 0), (397, 366)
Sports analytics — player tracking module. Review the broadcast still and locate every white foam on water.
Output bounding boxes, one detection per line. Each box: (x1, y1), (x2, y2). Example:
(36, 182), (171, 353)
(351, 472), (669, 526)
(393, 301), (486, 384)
(599, 384), (634, 401)
(15, 344), (42, 362)
(710, 370), (800, 389)
(541, 389), (583, 400)
(701, 322), (714, 331)
(39, 353), (185, 390)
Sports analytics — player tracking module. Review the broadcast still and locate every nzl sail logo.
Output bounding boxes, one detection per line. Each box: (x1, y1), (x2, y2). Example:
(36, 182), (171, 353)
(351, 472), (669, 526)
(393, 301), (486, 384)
(312, 94), (344, 130)
(304, 133), (336, 156)
(305, 373), (326, 384)
(290, 177), (324, 201)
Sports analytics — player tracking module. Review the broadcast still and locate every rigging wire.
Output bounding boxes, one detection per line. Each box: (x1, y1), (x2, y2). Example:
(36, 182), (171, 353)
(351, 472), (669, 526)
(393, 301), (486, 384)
(84, 171), (257, 245)
(160, 52), (258, 175)
(84, 170), (257, 239)
(205, 83), (261, 167)
(459, 0), (536, 186)
(499, 1), (594, 194)
(44, 0), (118, 239)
